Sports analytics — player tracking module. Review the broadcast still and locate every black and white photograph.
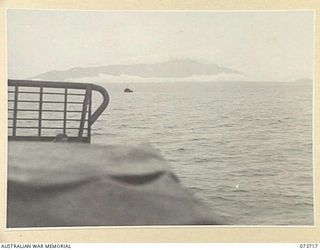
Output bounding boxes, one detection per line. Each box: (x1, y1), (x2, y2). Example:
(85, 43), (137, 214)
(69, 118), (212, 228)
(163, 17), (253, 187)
(6, 9), (314, 228)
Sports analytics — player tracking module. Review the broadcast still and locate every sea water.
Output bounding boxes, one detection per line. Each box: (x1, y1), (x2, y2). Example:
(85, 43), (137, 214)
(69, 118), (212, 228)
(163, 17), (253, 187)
(91, 80), (313, 225)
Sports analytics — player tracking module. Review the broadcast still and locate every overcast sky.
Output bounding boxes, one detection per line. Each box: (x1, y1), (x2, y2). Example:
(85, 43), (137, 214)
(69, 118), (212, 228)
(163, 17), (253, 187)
(7, 10), (314, 82)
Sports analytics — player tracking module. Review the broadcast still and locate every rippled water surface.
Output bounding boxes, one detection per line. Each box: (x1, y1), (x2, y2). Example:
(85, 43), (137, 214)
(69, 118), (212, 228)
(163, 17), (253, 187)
(91, 81), (313, 225)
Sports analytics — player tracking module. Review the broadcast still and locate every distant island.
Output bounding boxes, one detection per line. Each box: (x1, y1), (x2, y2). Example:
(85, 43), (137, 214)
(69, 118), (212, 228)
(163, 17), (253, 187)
(28, 59), (312, 84)
(31, 59), (243, 81)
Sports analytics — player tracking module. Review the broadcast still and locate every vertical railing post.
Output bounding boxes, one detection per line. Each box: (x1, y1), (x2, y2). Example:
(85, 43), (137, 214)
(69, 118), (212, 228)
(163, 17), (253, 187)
(12, 84), (19, 137)
(78, 86), (91, 139)
(63, 88), (68, 135)
(87, 88), (92, 143)
(38, 86), (43, 136)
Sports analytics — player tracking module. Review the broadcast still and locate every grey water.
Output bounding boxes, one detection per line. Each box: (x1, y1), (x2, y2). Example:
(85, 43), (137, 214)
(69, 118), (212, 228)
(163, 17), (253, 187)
(91, 80), (313, 225)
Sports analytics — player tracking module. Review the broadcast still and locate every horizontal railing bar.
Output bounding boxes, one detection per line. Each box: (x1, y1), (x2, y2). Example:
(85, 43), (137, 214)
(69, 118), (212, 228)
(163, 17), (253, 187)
(44, 110), (84, 113)
(8, 127), (38, 129)
(9, 79), (93, 90)
(8, 118), (32, 120)
(8, 100), (84, 104)
(8, 91), (38, 94)
(9, 126), (87, 130)
(40, 92), (85, 96)
(8, 118), (87, 121)
(42, 100), (65, 104)
(41, 92), (62, 95)
(8, 108), (85, 113)
(41, 101), (84, 104)
(8, 126), (37, 129)
(67, 93), (86, 96)
(44, 118), (86, 121)
(8, 91), (85, 96)
(67, 101), (84, 104)
(8, 136), (90, 143)
(8, 118), (37, 121)
(8, 100), (39, 103)
(8, 108), (39, 112)
(43, 92), (85, 96)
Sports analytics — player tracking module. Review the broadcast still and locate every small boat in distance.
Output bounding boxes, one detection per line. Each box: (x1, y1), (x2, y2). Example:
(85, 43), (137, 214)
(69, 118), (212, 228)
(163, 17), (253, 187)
(124, 88), (133, 93)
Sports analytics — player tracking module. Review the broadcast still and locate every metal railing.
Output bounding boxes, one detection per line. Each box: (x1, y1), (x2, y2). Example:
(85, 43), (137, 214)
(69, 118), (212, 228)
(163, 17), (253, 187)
(8, 79), (109, 143)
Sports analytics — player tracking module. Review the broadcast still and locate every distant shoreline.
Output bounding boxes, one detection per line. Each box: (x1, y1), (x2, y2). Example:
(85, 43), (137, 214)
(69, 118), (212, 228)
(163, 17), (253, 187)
(25, 78), (313, 85)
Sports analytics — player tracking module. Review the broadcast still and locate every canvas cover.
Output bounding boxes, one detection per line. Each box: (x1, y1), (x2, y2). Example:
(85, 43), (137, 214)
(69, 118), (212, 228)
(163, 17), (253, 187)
(7, 142), (225, 227)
